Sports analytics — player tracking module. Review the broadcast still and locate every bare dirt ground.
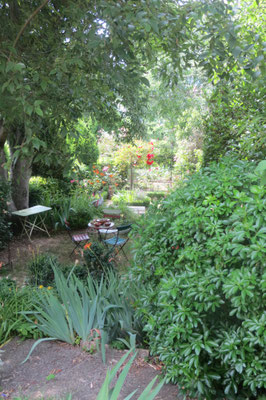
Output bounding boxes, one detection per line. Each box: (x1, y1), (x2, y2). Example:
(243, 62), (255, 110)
(0, 338), (181, 400)
(0, 231), (84, 285)
(0, 229), (132, 285)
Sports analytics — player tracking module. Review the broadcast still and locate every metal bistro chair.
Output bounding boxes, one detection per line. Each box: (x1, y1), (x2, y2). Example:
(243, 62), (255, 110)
(102, 224), (132, 261)
(64, 220), (90, 257)
(103, 208), (121, 220)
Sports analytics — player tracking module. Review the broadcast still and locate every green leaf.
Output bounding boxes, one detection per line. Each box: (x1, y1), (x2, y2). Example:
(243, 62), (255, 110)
(21, 337), (57, 364)
(141, 77), (150, 87)
(232, 46), (242, 58)
(138, 376), (165, 400)
(35, 107), (43, 117)
(40, 80), (48, 91)
(46, 373), (56, 381)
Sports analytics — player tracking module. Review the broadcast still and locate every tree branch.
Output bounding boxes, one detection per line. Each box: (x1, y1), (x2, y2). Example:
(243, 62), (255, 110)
(0, 120), (8, 148)
(8, 0), (50, 61)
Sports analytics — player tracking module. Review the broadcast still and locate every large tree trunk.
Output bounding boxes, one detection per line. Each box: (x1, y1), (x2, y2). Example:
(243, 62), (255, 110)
(10, 154), (33, 210)
(0, 120), (8, 181)
(9, 127), (33, 210)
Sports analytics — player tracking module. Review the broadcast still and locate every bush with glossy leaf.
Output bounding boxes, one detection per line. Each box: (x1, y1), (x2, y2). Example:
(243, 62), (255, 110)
(130, 158), (266, 399)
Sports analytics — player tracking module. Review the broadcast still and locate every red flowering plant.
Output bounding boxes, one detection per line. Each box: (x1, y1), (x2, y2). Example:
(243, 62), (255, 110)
(70, 164), (120, 200)
(114, 140), (156, 170)
(146, 153), (154, 165)
(111, 140), (157, 190)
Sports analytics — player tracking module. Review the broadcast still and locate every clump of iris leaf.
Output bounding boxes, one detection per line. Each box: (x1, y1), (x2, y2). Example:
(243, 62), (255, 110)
(22, 264), (139, 363)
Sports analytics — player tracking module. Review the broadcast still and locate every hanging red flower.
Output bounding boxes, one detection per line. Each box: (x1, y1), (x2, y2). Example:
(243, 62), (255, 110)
(147, 160), (154, 165)
(147, 153), (154, 159)
(137, 155), (141, 158)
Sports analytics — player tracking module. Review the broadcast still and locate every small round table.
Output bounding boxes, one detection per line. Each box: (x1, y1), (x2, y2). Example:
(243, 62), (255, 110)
(88, 221), (117, 241)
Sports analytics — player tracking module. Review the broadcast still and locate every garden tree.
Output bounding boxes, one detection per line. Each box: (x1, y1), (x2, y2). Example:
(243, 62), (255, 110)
(0, 0), (149, 209)
(31, 117), (99, 179)
(203, 74), (266, 165)
(144, 68), (208, 179)
(112, 141), (155, 189)
(67, 118), (99, 168)
(144, 69), (207, 139)
(202, 0), (266, 164)
(0, 0), (264, 209)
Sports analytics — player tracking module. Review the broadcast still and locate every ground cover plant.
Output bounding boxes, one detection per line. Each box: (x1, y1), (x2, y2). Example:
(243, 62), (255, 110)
(0, 278), (42, 345)
(112, 190), (151, 207)
(129, 158), (266, 399)
(27, 252), (60, 287)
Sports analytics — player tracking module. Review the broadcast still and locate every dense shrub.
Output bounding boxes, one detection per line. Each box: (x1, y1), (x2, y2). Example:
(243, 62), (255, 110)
(66, 117), (99, 167)
(129, 158), (266, 399)
(29, 176), (70, 207)
(83, 242), (116, 281)
(29, 176), (71, 231)
(0, 179), (12, 251)
(146, 191), (166, 200)
(29, 179), (101, 230)
(69, 194), (100, 229)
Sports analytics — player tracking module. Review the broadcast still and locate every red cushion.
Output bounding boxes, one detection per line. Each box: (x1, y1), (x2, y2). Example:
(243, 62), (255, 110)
(72, 234), (89, 242)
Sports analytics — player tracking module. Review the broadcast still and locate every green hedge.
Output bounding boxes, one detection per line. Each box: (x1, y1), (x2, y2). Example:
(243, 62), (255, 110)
(146, 191), (166, 200)
(112, 190), (151, 207)
(127, 200), (150, 207)
(129, 158), (266, 399)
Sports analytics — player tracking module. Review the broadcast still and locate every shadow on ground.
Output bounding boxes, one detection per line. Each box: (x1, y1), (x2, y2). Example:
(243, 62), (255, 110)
(0, 338), (181, 400)
(0, 230), (131, 286)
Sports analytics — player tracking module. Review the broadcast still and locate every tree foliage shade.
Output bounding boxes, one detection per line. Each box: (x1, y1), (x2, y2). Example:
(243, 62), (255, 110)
(1, 0), (264, 133)
(31, 118), (99, 179)
(203, 75), (266, 165)
(0, 0), (265, 209)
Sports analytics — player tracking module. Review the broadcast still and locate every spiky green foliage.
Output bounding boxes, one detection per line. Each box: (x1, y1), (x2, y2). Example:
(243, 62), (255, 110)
(97, 349), (165, 400)
(23, 266), (140, 363)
